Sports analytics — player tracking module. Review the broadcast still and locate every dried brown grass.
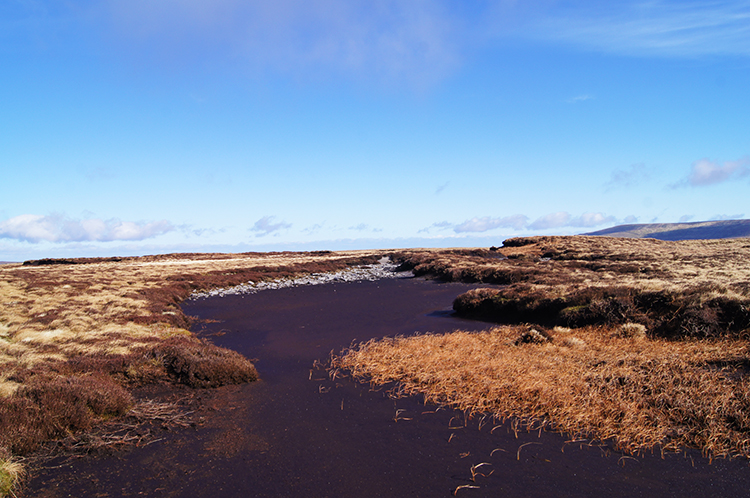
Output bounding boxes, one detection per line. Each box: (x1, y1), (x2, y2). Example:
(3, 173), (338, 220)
(0, 250), (380, 383)
(0, 249), (385, 496)
(393, 236), (750, 293)
(343, 237), (750, 459)
(394, 236), (750, 339)
(333, 326), (750, 459)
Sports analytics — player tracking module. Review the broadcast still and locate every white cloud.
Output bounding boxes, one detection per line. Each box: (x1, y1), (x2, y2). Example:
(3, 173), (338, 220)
(528, 212), (571, 230)
(0, 214), (173, 243)
(687, 157), (750, 186)
(454, 215), (529, 233)
(528, 211), (615, 230)
(250, 216), (291, 237)
(571, 212), (617, 227)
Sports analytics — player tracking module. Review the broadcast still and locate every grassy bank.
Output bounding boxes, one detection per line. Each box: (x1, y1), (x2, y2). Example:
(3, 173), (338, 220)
(333, 325), (750, 458)
(394, 236), (750, 338)
(333, 236), (750, 459)
(0, 250), (383, 496)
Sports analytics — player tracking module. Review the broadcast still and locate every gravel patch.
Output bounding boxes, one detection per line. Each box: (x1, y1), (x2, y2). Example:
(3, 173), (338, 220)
(189, 257), (412, 299)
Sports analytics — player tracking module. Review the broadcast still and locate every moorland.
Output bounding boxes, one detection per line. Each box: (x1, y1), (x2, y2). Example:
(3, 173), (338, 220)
(2, 236), (750, 495)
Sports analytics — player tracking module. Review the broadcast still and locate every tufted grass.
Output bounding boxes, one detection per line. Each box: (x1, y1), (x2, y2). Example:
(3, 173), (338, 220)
(333, 325), (750, 459)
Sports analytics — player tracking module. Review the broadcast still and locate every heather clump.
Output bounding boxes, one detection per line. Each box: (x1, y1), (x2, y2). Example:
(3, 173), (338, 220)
(0, 374), (133, 455)
(155, 336), (258, 388)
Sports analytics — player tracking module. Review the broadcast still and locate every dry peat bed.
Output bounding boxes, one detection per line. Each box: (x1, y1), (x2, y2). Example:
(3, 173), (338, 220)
(2, 236), (750, 495)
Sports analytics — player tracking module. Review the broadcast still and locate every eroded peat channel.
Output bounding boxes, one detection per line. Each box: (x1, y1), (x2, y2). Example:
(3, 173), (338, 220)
(27, 278), (750, 497)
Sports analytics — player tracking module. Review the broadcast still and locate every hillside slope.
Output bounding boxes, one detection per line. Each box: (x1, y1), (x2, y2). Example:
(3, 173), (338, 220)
(585, 219), (750, 240)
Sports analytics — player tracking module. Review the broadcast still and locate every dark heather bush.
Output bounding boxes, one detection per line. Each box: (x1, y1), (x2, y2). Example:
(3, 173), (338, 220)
(453, 284), (750, 339)
(0, 375), (133, 455)
(155, 337), (258, 388)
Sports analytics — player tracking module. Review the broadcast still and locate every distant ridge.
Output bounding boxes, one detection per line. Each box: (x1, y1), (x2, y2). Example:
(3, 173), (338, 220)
(585, 219), (750, 241)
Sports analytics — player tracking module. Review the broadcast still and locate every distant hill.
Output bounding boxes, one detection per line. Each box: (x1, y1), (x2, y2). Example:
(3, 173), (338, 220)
(585, 219), (750, 241)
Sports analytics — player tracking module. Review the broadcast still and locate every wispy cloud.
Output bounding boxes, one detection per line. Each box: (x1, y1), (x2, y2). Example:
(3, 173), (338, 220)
(14, 1), (749, 95)
(710, 213), (745, 221)
(0, 214), (173, 243)
(418, 221), (453, 233)
(566, 94), (594, 103)
(605, 162), (651, 191)
(85, 167), (116, 182)
(302, 222), (326, 235)
(177, 224), (226, 238)
(522, 1), (750, 58)
(425, 211), (616, 234)
(250, 216), (291, 237)
(103, 0), (461, 88)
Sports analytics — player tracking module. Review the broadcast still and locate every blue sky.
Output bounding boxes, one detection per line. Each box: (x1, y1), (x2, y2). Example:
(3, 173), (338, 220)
(1, 1), (749, 260)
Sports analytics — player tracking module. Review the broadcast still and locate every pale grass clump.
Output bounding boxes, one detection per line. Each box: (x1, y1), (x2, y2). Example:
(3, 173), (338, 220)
(0, 323), (161, 371)
(333, 326), (750, 458)
(0, 449), (24, 498)
(615, 323), (647, 339)
(0, 376), (19, 398)
(560, 336), (586, 349)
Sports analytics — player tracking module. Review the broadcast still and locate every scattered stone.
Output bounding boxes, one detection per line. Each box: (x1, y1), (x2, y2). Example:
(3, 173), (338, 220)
(189, 257), (412, 300)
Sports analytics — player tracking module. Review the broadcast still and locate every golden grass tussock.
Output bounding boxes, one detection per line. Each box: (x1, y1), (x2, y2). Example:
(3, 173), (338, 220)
(0, 447), (24, 498)
(332, 326), (750, 459)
